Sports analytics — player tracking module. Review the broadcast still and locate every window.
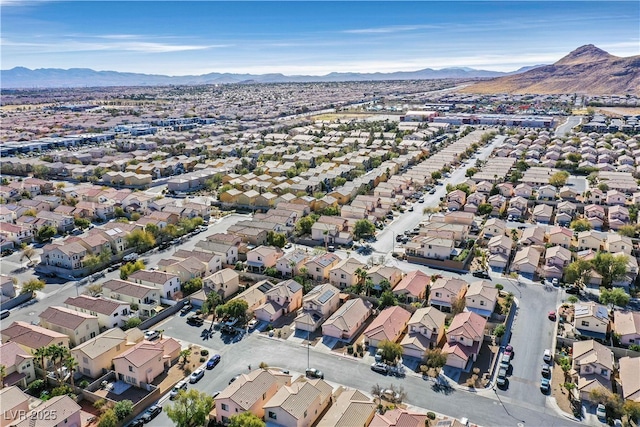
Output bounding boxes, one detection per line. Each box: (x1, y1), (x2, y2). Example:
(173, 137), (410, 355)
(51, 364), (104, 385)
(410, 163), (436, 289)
(128, 366), (133, 372)
(581, 321), (589, 327)
(340, 274), (345, 279)
(435, 292), (441, 297)
(83, 357), (88, 364)
(268, 412), (277, 420)
(221, 404), (228, 411)
(480, 301), (485, 306)
(601, 369), (608, 376)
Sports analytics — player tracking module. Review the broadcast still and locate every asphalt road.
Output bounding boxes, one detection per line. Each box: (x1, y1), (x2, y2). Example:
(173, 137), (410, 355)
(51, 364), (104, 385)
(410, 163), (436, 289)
(554, 116), (583, 138)
(145, 327), (581, 427)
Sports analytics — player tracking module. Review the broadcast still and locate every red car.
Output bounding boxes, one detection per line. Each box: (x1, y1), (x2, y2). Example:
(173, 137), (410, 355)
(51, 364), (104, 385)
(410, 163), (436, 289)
(548, 311), (556, 321)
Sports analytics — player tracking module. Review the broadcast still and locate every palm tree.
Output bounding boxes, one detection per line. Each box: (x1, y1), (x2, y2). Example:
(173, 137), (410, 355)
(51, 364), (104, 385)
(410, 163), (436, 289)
(179, 349), (191, 366)
(33, 347), (48, 380)
(354, 268), (368, 289)
(63, 356), (78, 387)
(363, 278), (374, 297)
(379, 279), (391, 293)
(289, 260), (297, 278)
(46, 345), (66, 382)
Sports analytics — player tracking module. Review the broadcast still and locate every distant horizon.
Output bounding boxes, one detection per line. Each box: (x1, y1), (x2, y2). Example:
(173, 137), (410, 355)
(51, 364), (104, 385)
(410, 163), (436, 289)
(1, 1), (638, 76)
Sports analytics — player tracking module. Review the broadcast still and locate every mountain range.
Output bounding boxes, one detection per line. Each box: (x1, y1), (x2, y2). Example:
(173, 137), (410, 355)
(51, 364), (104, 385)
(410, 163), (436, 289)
(463, 45), (640, 95)
(0, 65), (539, 89)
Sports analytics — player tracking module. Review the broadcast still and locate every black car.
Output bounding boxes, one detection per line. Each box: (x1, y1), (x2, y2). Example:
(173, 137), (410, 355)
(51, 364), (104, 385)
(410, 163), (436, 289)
(305, 368), (324, 379)
(180, 304), (193, 315)
(187, 315), (204, 326)
(141, 405), (162, 423)
(565, 286), (581, 295)
(127, 419), (145, 427)
(472, 270), (491, 279)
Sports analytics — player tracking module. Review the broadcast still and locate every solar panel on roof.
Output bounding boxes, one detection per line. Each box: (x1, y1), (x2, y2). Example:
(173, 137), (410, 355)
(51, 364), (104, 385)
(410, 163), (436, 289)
(258, 282), (274, 293)
(318, 290), (335, 304)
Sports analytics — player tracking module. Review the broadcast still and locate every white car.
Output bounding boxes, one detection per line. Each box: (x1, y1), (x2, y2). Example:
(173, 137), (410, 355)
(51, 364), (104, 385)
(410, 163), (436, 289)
(169, 381), (187, 399)
(144, 330), (160, 341)
(543, 349), (552, 364)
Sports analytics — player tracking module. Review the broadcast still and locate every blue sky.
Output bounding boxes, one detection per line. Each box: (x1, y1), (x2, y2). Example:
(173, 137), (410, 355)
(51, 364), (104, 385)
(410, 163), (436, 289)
(1, 1), (638, 75)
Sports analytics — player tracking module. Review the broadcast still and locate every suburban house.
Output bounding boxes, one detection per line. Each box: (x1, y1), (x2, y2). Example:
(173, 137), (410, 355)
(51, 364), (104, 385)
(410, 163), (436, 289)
(215, 369), (292, 424)
(71, 328), (144, 379)
(442, 312), (487, 370)
(202, 268), (241, 300)
(263, 378), (333, 427)
(429, 277), (468, 312)
(482, 218), (506, 239)
(128, 269), (181, 299)
(321, 298), (373, 342)
(487, 235), (513, 271)
(613, 310), (640, 346)
(0, 342), (36, 388)
(465, 281), (499, 318)
(102, 279), (160, 318)
(246, 245), (284, 273)
(543, 246), (572, 279)
(329, 258), (366, 289)
(64, 295), (132, 329)
(617, 356), (640, 403)
(370, 409), (428, 427)
(519, 227), (545, 246)
(1, 321), (69, 355)
(294, 283), (341, 332)
(547, 226), (573, 249)
(112, 337), (181, 388)
(316, 389), (375, 427)
(38, 306), (101, 347)
(574, 230), (604, 252)
(574, 302), (610, 340)
(0, 386), (30, 427)
(532, 204), (553, 223)
(276, 250), (309, 278)
(392, 270), (429, 303)
(401, 307), (446, 359)
(367, 265), (403, 291)
(10, 395), (81, 427)
(510, 247), (541, 276)
(363, 306), (411, 348)
(305, 253), (341, 282)
(41, 242), (87, 272)
(572, 339), (614, 400)
(405, 236), (455, 261)
(254, 279), (304, 323)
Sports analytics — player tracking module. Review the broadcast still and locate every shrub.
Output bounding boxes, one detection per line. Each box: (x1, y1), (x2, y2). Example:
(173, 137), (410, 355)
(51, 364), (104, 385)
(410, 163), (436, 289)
(200, 349), (209, 356)
(79, 380), (90, 389)
(427, 412), (436, 420)
(27, 379), (45, 394)
(199, 357), (206, 363)
(259, 361), (269, 369)
(495, 284), (504, 291)
(347, 345), (354, 354)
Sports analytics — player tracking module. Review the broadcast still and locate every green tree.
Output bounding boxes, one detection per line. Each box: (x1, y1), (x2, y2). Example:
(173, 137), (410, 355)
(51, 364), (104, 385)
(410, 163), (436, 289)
(564, 259), (593, 287)
(617, 225), (637, 238)
(97, 409), (118, 427)
(549, 171), (569, 187)
(113, 400), (133, 421)
(181, 278), (203, 296)
(592, 252), (628, 288)
(202, 291), (222, 316)
(477, 203), (493, 216)
(120, 259), (145, 280)
(36, 225), (56, 243)
(423, 348), (447, 371)
(179, 349), (192, 365)
(334, 177), (347, 187)
(431, 171), (442, 181)
(599, 287), (630, 307)
(82, 254), (102, 273)
(354, 219), (376, 239)
(378, 290), (397, 309)
(125, 229), (156, 253)
(623, 400), (640, 424)
(570, 219), (592, 232)
(295, 215), (316, 236)
(228, 412), (265, 427)
(266, 231), (287, 248)
(378, 339), (403, 365)
(465, 167), (478, 178)
(219, 299), (249, 324)
(493, 324), (506, 338)
(165, 389), (214, 427)
(74, 217), (91, 229)
(21, 279), (45, 294)
(122, 317), (141, 330)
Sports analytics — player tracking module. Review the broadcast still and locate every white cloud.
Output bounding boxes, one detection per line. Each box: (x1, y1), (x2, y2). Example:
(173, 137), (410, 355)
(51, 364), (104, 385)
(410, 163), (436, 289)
(1, 37), (228, 53)
(343, 24), (440, 34)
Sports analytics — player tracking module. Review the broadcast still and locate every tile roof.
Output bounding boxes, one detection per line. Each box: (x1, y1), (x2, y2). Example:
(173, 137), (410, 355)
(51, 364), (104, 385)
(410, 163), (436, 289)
(39, 306), (97, 330)
(0, 342), (33, 368)
(102, 279), (157, 299)
(12, 395), (81, 427)
(264, 379), (333, 420)
(217, 369), (291, 410)
(316, 389), (374, 427)
(322, 298), (372, 333)
(64, 295), (126, 315)
(364, 306), (411, 343)
(1, 321), (68, 349)
(447, 312), (487, 342)
(393, 270), (429, 297)
(618, 356), (640, 402)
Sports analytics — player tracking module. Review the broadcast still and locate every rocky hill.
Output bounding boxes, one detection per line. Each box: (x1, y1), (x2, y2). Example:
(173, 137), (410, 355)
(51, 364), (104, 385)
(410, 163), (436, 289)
(462, 45), (640, 95)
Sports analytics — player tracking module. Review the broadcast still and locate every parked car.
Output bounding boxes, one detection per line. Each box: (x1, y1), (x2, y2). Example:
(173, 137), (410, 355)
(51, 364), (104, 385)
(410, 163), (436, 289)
(370, 362), (389, 374)
(180, 304), (193, 315)
(228, 374), (240, 384)
(189, 369), (205, 383)
(597, 403), (606, 420)
(408, 206), (414, 211)
(305, 368), (324, 379)
(548, 311), (556, 321)
(327, 245), (336, 252)
(206, 354), (221, 369)
(565, 286), (581, 295)
(127, 419), (145, 427)
(187, 315), (204, 326)
(543, 349), (552, 364)
(499, 353), (511, 369)
(472, 270), (491, 279)
(247, 319), (259, 330)
(374, 348), (383, 362)
(504, 345), (513, 358)
(540, 378), (551, 393)
(284, 243), (292, 249)
(169, 381), (187, 399)
(541, 364), (551, 378)
(141, 405), (162, 423)
(496, 367), (508, 388)
(144, 330), (159, 341)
